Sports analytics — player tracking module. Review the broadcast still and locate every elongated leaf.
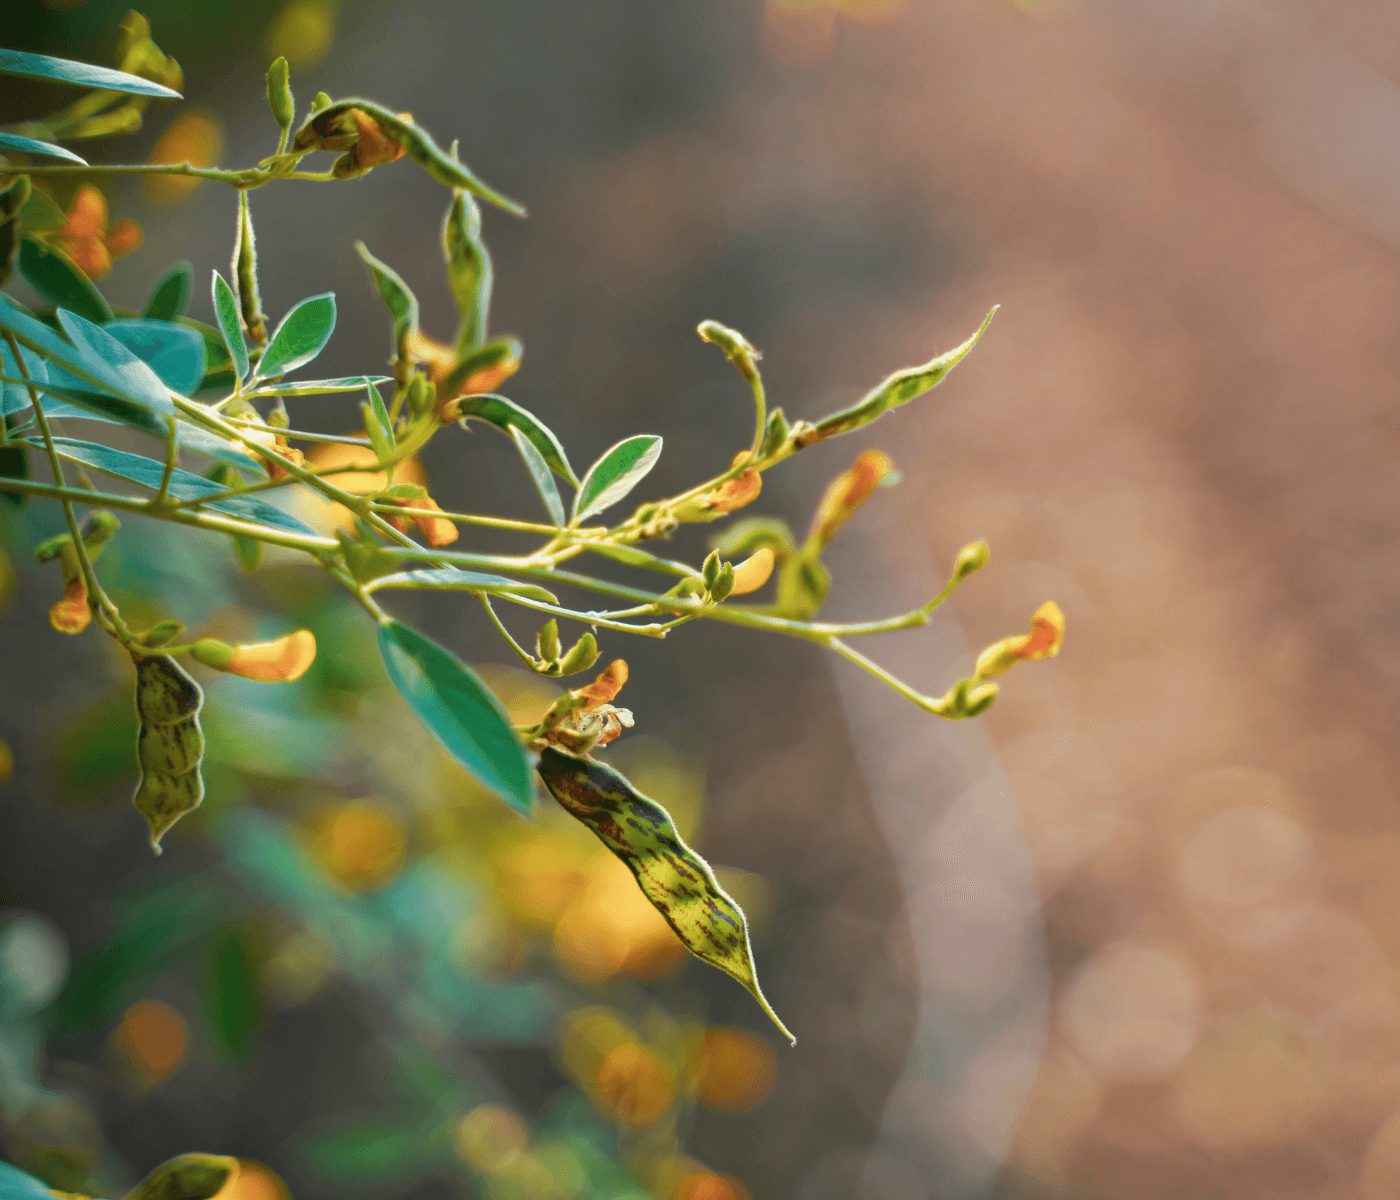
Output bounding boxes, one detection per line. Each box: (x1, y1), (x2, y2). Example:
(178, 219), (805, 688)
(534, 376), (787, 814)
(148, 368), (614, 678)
(0, 1160), (53, 1200)
(458, 393), (577, 485)
(28, 436), (315, 535)
(369, 567), (557, 604)
(105, 318), (205, 393)
(364, 380), (395, 452)
(378, 620), (534, 814)
(204, 928), (261, 1062)
(537, 747), (794, 1043)
(17, 237), (112, 322)
(255, 293), (335, 379)
(0, 338), (47, 418)
(355, 241), (418, 359)
(0, 47), (181, 98)
(245, 375), (390, 397)
(0, 131), (86, 164)
(210, 271), (249, 380)
(510, 425), (565, 526)
(806, 308), (997, 444)
(573, 434), (662, 523)
(144, 261), (193, 321)
(0, 298), (175, 433)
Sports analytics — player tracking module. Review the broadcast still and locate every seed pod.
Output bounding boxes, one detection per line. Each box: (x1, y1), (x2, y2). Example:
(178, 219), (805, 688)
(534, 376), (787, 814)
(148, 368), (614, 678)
(131, 654), (205, 854)
(265, 56), (294, 130)
(444, 190), (493, 354)
(233, 192), (267, 345)
(798, 308), (996, 447)
(293, 99), (525, 216)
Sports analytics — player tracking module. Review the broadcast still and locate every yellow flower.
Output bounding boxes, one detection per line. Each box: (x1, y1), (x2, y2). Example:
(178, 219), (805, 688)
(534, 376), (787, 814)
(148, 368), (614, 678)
(810, 449), (893, 546)
(728, 547), (775, 596)
(49, 576), (90, 635)
(387, 495), (459, 547)
(54, 185), (141, 279)
(192, 630), (317, 682)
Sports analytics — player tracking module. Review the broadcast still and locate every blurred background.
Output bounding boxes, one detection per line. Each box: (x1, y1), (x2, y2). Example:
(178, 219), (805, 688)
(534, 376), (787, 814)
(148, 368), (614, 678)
(4, 0), (1400, 1197)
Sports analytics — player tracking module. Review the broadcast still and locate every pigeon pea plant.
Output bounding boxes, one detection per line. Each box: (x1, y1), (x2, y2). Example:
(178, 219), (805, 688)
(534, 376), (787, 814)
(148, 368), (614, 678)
(0, 16), (1064, 1047)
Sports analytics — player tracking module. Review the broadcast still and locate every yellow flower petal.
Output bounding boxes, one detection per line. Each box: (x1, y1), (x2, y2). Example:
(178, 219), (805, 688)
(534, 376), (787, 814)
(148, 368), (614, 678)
(225, 630), (317, 682)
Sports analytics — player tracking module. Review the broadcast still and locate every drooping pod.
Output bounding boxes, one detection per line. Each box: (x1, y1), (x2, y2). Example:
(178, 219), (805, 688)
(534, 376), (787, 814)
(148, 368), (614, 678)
(130, 653), (205, 854)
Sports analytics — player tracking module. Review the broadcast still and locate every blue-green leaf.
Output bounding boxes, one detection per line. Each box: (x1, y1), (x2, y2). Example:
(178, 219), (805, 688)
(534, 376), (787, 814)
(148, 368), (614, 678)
(457, 393), (577, 485)
(0, 1159), (53, 1200)
(0, 338), (47, 418)
(55, 307), (179, 415)
(510, 425), (565, 526)
(211, 271), (249, 381)
(144, 261), (193, 321)
(0, 48), (181, 98)
(573, 434), (662, 523)
(0, 131), (86, 164)
(378, 620), (534, 814)
(27, 436), (315, 535)
(369, 567), (557, 604)
(17, 237), (112, 322)
(105, 318), (205, 394)
(255, 293), (335, 379)
(355, 242), (418, 359)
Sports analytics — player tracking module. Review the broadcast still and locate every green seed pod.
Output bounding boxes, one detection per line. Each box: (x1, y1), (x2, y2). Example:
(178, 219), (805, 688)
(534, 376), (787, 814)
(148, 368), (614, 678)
(265, 56), (294, 130)
(233, 193), (267, 345)
(444, 190), (493, 354)
(131, 654), (205, 854)
(536, 618), (562, 664)
(799, 309), (997, 447)
(555, 631), (600, 676)
(122, 1154), (239, 1200)
(697, 319), (762, 382)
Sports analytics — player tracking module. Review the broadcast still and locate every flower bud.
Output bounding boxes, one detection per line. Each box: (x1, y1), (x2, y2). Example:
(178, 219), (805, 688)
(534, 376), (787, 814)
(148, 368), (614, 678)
(49, 576), (90, 635)
(710, 562), (736, 603)
(973, 601), (1065, 680)
(810, 449), (894, 548)
(556, 631), (600, 676)
(536, 618), (562, 664)
(953, 539), (990, 581)
(265, 56), (294, 129)
(191, 630), (317, 683)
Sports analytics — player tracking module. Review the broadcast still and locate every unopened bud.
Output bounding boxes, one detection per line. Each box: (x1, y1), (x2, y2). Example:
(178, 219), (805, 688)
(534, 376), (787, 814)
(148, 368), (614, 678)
(953, 539), (990, 580)
(536, 618), (562, 664)
(265, 56), (294, 129)
(556, 631), (600, 676)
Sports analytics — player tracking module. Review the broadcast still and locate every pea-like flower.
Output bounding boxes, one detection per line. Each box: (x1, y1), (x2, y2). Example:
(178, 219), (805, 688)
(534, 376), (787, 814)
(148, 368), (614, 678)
(53, 185), (141, 279)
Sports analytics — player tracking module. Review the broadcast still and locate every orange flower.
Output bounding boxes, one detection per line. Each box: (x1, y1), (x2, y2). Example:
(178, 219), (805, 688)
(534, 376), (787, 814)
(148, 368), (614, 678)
(144, 110), (224, 202)
(706, 453), (763, 514)
(974, 601), (1066, 680)
(54, 185), (141, 279)
(387, 495), (459, 547)
(346, 108), (409, 173)
(192, 630), (317, 682)
(810, 449), (894, 546)
(259, 433), (306, 479)
(578, 659), (628, 709)
(49, 576), (91, 635)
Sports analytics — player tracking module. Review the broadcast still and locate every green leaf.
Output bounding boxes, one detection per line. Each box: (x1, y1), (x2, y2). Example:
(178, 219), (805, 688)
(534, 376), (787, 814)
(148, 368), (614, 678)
(143, 261), (193, 321)
(355, 241), (418, 360)
(17, 237), (113, 322)
(806, 307), (997, 444)
(0, 1160), (54, 1200)
(378, 621), (534, 814)
(244, 375), (390, 397)
(362, 380), (395, 463)
(536, 747), (794, 1044)
(369, 567), (558, 604)
(204, 927), (261, 1062)
(457, 393), (578, 485)
(210, 271), (249, 381)
(572, 434), (662, 523)
(255, 293), (336, 379)
(27, 435), (315, 535)
(0, 47), (181, 98)
(0, 131), (86, 164)
(105, 318), (205, 394)
(510, 425), (565, 526)
(0, 338), (46, 418)
(122, 1155), (238, 1200)
(0, 176), (28, 288)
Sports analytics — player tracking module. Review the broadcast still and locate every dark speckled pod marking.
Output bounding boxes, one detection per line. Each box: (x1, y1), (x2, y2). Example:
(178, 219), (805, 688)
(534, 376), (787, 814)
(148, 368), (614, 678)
(131, 654), (205, 854)
(537, 745), (794, 1044)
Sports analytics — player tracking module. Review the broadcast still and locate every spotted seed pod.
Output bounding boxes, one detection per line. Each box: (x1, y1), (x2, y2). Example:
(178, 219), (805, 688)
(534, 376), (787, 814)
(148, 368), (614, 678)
(131, 653), (205, 854)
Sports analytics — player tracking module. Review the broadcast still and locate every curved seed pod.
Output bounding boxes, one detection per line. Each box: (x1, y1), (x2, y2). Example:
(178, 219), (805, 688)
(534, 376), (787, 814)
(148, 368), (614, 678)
(797, 307), (996, 447)
(233, 192), (267, 345)
(292, 99), (525, 216)
(122, 1154), (238, 1200)
(537, 746), (794, 1044)
(444, 190), (493, 354)
(265, 56), (294, 130)
(131, 653), (205, 854)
